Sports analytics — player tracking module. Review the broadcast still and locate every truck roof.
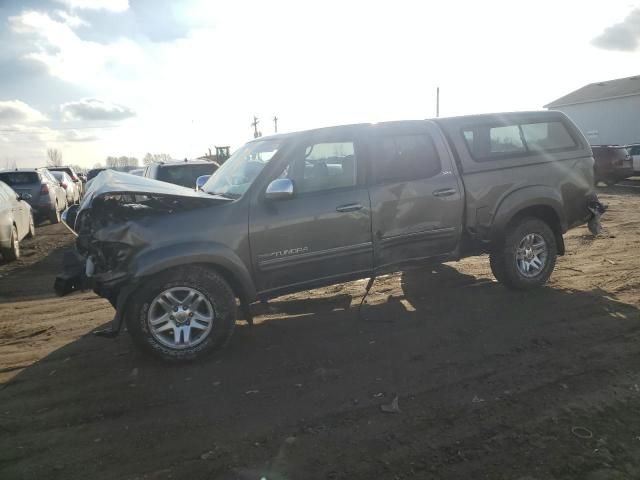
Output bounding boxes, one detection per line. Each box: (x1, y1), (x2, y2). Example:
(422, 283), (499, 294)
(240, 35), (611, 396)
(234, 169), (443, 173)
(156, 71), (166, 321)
(253, 111), (568, 142)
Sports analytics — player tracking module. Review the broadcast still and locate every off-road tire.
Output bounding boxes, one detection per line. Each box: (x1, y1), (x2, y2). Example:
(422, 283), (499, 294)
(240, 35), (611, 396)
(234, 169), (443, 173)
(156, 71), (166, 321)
(2, 226), (20, 262)
(126, 266), (236, 362)
(49, 203), (61, 224)
(490, 217), (557, 291)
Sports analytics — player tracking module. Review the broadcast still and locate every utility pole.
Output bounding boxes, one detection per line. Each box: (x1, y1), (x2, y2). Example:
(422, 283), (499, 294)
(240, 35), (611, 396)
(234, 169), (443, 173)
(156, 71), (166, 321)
(436, 87), (440, 118)
(251, 115), (261, 138)
(273, 115), (278, 133)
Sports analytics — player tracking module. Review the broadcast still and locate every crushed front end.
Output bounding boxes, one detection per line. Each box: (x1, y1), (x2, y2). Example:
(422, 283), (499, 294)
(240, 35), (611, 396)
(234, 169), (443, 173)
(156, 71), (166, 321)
(54, 171), (221, 337)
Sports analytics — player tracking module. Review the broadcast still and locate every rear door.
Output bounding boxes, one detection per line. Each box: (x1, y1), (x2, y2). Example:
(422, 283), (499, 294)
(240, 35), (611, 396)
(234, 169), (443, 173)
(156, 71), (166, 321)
(249, 130), (373, 295)
(367, 122), (464, 270)
(0, 183), (27, 240)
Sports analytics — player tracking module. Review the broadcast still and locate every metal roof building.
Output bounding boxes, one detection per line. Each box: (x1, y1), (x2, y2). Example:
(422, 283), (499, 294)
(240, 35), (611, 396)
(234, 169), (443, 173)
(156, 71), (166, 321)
(544, 75), (640, 145)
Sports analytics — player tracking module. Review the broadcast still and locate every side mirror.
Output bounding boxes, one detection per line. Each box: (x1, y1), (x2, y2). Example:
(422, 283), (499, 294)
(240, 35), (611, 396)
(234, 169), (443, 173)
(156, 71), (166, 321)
(61, 204), (80, 235)
(195, 175), (211, 191)
(265, 178), (294, 200)
(18, 192), (32, 201)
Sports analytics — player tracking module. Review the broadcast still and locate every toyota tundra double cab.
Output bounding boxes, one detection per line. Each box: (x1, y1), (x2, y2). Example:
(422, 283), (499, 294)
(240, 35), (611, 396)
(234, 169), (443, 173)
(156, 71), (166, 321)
(56, 111), (603, 362)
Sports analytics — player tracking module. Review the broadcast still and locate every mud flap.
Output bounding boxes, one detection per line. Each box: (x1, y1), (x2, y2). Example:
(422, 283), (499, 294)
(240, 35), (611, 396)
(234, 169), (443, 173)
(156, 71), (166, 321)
(93, 282), (138, 338)
(587, 200), (607, 236)
(54, 250), (88, 296)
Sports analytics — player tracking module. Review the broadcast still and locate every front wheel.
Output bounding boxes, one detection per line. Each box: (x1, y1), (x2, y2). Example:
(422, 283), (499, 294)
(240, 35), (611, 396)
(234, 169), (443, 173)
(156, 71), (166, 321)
(490, 217), (557, 290)
(1, 226), (20, 262)
(126, 266), (237, 362)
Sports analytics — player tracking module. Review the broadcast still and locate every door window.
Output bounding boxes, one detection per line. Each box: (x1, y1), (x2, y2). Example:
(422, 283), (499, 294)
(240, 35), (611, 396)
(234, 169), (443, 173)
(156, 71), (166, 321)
(283, 141), (357, 194)
(374, 134), (441, 183)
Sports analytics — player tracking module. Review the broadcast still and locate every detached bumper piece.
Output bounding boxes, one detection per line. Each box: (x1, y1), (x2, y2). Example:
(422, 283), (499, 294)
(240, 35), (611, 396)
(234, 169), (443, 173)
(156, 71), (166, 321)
(53, 250), (132, 339)
(587, 199), (607, 236)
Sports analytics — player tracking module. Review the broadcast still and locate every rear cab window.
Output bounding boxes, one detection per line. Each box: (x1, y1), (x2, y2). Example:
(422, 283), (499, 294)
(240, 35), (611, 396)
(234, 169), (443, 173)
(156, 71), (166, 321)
(462, 120), (578, 161)
(0, 172), (40, 185)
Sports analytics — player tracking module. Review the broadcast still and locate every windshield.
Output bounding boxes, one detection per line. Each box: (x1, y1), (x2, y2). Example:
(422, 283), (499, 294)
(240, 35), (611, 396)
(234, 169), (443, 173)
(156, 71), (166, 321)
(157, 163), (218, 188)
(203, 139), (282, 198)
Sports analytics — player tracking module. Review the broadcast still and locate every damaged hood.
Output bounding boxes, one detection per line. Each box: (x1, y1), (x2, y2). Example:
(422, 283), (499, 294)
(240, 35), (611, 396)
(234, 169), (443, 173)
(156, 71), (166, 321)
(80, 169), (218, 212)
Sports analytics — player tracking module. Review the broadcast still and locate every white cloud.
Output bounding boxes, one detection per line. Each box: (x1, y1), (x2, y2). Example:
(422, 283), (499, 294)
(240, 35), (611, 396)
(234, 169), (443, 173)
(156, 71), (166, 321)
(61, 98), (135, 121)
(592, 8), (640, 51)
(58, 129), (98, 142)
(9, 10), (143, 87)
(53, 0), (129, 12)
(0, 100), (47, 123)
(56, 9), (89, 28)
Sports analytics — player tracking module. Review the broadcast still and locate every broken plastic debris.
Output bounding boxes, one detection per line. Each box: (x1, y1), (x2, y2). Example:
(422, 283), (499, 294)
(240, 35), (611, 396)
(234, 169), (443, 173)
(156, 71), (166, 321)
(245, 390), (260, 394)
(587, 201), (606, 236)
(200, 451), (215, 460)
(472, 395), (485, 403)
(380, 395), (400, 413)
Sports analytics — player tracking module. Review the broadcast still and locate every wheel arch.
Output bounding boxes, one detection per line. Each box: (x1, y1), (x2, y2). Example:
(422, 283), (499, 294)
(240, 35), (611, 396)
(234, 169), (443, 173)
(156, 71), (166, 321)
(492, 188), (566, 255)
(130, 242), (257, 303)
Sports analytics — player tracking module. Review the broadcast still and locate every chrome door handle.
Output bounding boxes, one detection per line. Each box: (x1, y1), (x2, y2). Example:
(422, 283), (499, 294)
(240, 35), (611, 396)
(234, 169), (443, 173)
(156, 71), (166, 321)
(432, 188), (457, 197)
(336, 203), (363, 212)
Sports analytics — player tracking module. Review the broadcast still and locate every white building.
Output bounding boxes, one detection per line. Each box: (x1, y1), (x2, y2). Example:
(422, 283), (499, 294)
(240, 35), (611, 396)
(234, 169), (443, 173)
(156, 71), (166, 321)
(544, 75), (640, 146)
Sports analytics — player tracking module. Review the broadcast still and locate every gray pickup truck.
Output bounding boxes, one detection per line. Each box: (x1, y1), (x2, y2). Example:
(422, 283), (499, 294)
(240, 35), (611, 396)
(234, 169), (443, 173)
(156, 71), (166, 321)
(56, 111), (603, 362)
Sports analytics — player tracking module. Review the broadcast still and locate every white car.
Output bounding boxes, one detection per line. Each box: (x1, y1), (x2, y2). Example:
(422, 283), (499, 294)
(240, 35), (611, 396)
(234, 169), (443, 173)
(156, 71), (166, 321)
(51, 171), (80, 205)
(628, 144), (640, 174)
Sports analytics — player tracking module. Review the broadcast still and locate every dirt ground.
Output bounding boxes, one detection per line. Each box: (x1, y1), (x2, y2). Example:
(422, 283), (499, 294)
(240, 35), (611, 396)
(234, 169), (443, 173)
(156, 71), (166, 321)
(1, 182), (639, 480)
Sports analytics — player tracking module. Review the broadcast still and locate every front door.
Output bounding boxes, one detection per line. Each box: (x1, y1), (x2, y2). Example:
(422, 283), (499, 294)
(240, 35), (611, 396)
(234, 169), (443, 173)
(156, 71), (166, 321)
(367, 121), (464, 270)
(249, 130), (373, 296)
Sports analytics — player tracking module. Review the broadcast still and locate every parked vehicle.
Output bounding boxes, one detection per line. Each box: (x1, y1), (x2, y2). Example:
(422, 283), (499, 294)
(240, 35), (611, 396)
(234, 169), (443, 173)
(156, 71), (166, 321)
(592, 145), (634, 185)
(50, 171), (80, 205)
(627, 144), (640, 174)
(143, 160), (220, 188)
(57, 111), (603, 362)
(129, 168), (144, 176)
(87, 168), (107, 182)
(0, 180), (34, 261)
(0, 169), (67, 224)
(47, 166), (84, 197)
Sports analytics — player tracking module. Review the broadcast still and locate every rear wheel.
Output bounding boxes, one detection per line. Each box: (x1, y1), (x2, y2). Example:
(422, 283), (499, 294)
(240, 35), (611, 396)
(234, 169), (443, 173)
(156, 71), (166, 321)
(2, 226), (20, 262)
(126, 266), (236, 362)
(26, 213), (35, 238)
(490, 217), (557, 290)
(49, 203), (61, 224)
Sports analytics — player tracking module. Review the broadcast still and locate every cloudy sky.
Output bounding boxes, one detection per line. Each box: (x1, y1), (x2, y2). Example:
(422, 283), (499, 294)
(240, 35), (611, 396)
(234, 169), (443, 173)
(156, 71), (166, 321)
(1, 0), (640, 168)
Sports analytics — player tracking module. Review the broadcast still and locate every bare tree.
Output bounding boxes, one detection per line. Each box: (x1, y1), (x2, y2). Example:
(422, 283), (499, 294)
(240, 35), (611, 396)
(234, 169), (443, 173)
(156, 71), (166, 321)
(143, 153), (172, 165)
(46, 148), (63, 167)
